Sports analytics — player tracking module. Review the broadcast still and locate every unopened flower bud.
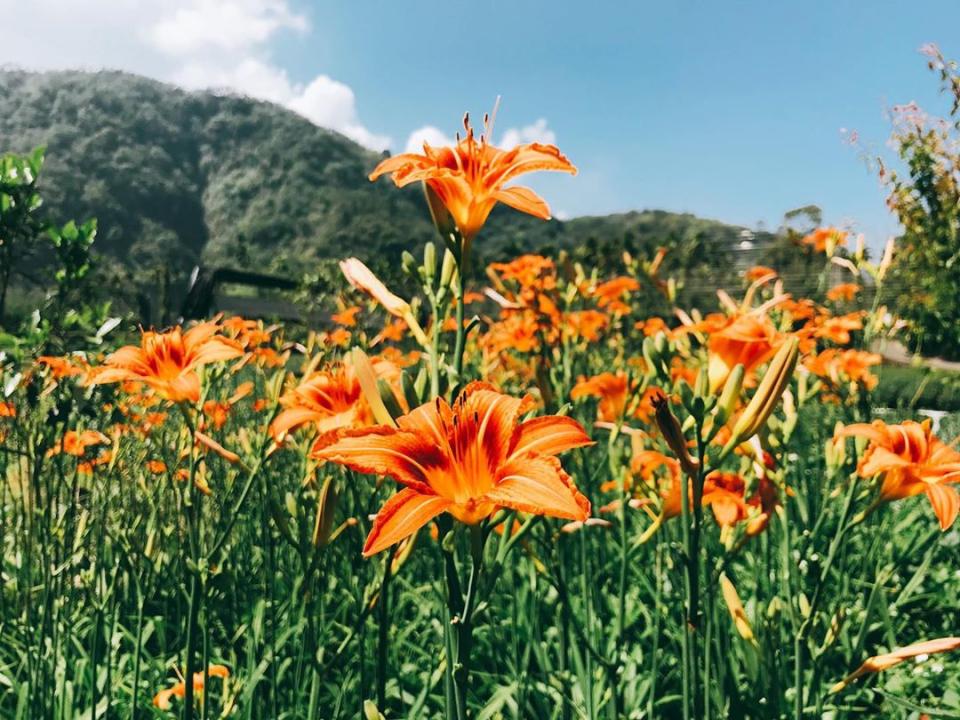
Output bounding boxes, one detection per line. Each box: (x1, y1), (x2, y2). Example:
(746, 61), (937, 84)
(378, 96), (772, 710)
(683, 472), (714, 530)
(422, 241), (437, 280)
(652, 393), (699, 476)
(723, 337), (799, 455)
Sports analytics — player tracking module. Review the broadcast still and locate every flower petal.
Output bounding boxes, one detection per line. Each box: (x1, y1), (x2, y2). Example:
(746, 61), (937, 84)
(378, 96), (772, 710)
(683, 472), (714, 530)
(485, 455), (590, 521)
(312, 426), (442, 495)
(510, 415), (594, 459)
(925, 482), (960, 530)
(363, 488), (451, 556)
(493, 185), (551, 220)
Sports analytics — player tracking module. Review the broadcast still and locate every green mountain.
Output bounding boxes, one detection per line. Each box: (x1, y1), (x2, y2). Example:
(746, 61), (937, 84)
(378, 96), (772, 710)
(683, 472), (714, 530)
(0, 69), (765, 310)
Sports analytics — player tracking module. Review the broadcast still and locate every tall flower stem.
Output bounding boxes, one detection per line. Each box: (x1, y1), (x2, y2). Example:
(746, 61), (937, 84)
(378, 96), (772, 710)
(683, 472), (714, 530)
(442, 522), (484, 720)
(451, 235), (471, 387)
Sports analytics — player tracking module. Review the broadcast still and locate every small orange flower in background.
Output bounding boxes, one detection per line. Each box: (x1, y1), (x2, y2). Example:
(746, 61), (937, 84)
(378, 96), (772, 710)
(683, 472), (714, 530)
(36, 354), (87, 379)
(0, 401), (15, 418)
(314, 382), (593, 556)
(801, 227), (848, 254)
(805, 349), (881, 390)
(47, 430), (110, 458)
(826, 283), (861, 303)
(153, 664), (230, 711)
(564, 310), (609, 342)
(812, 311), (863, 345)
(87, 321), (243, 403)
(744, 265), (777, 283)
(147, 459), (168, 474)
(202, 382), (253, 431)
(634, 316), (669, 337)
(831, 637), (960, 693)
(332, 305), (362, 327)
(571, 373), (631, 423)
(587, 276), (640, 315)
(836, 419), (960, 529)
(369, 109), (577, 242)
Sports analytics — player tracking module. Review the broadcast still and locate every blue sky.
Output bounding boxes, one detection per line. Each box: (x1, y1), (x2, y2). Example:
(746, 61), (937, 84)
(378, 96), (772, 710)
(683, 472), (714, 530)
(6, 1), (960, 246)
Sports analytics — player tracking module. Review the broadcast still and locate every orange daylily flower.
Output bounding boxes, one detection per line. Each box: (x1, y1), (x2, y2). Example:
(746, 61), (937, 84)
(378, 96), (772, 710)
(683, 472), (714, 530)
(826, 283), (861, 303)
(36, 355), (86, 379)
(634, 316), (669, 337)
(571, 373), (631, 423)
(47, 429), (110, 458)
(369, 111), (576, 242)
(831, 637), (960, 693)
(744, 266), (777, 283)
(812, 311), (863, 345)
(332, 305), (362, 327)
(270, 360), (399, 443)
(314, 382), (593, 556)
(694, 310), (784, 392)
(153, 664), (230, 711)
(0, 401), (15, 418)
(86, 321), (243, 403)
(836, 419), (960, 530)
(801, 227), (848, 254)
(804, 349), (881, 390)
(564, 310), (609, 342)
(588, 276), (640, 312)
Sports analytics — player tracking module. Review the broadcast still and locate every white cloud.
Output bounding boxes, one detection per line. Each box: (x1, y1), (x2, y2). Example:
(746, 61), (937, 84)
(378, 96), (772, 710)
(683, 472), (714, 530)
(0, 0), (390, 151)
(499, 118), (556, 149)
(404, 126), (455, 154)
(288, 76), (391, 151)
(173, 57), (294, 103)
(147, 0), (307, 55)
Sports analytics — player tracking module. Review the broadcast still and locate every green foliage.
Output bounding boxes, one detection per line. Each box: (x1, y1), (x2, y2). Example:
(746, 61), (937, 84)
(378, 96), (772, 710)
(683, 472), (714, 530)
(874, 364), (960, 411)
(0, 69), (760, 313)
(882, 46), (960, 358)
(0, 146), (46, 322)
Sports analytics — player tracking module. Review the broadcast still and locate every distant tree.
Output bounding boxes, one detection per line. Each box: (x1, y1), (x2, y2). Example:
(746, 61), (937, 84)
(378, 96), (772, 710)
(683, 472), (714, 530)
(0, 147), (46, 325)
(881, 45), (960, 358)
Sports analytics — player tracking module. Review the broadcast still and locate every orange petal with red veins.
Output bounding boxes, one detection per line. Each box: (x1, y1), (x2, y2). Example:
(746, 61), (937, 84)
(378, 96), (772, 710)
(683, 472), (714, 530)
(486, 455), (590, 521)
(363, 488), (452, 556)
(313, 427), (442, 495)
(510, 415), (593, 459)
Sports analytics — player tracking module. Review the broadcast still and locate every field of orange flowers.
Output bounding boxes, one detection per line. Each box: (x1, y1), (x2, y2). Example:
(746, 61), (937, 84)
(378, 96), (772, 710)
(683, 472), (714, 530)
(2, 113), (960, 719)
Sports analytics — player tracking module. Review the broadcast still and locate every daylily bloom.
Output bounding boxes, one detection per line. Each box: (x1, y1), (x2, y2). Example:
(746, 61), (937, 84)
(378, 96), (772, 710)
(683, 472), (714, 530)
(744, 266), (777, 283)
(830, 637), (960, 693)
(801, 227), (848, 254)
(36, 354), (86, 379)
(271, 361), (385, 443)
(47, 429), (110, 458)
(836, 419), (960, 530)
(369, 110), (576, 242)
(87, 321), (243, 403)
(332, 305), (362, 327)
(571, 373), (631, 423)
(314, 382), (593, 556)
(692, 310), (784, 392)
(826, 283), (861, 303)
(804, 349), (881, 391)
(153, 664), (230, 710)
